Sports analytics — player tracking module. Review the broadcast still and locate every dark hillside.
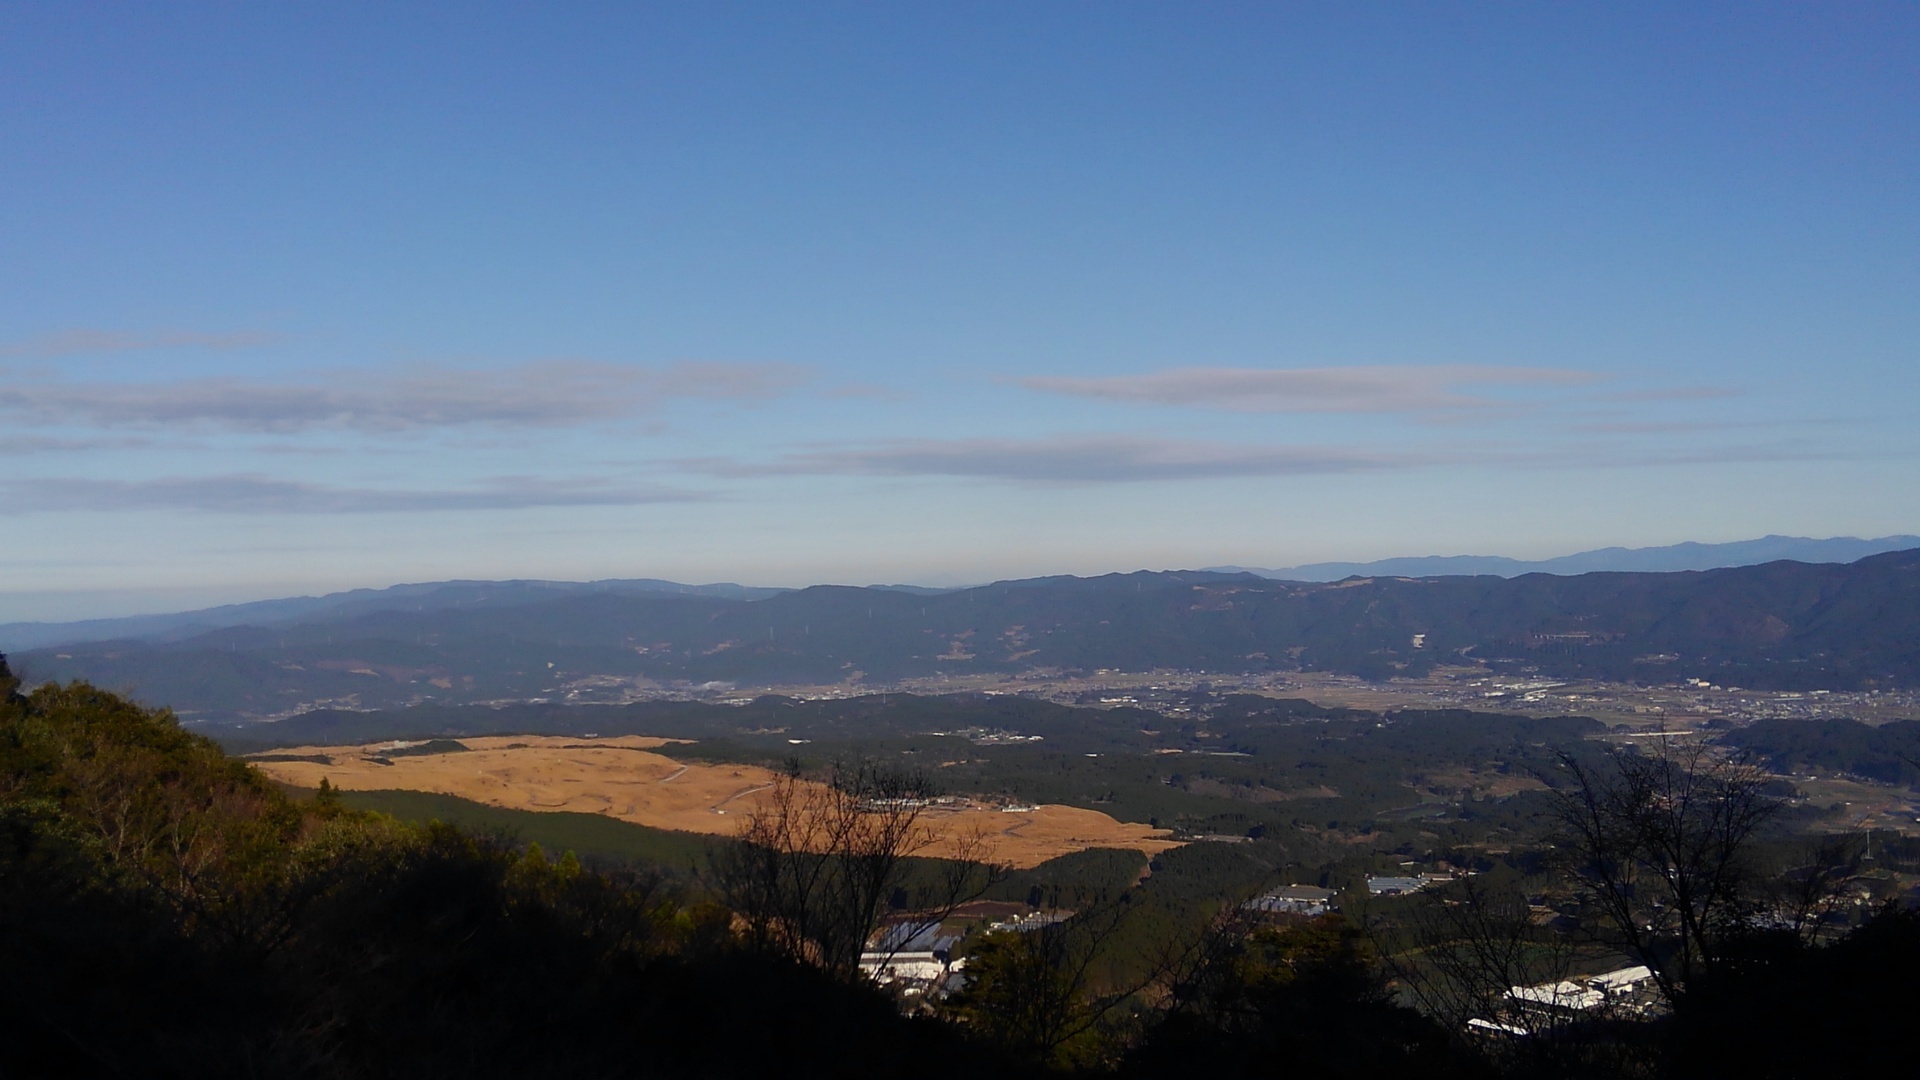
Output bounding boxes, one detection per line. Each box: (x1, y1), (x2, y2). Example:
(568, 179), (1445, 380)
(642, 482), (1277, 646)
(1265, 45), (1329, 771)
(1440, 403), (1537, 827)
(0, 660), (1022, 1079)
(1720, 717), (1920, 786)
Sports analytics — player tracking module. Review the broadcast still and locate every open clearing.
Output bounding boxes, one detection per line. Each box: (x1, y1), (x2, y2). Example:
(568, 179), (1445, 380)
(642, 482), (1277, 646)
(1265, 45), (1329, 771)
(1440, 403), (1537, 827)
(249, 735), (1181, 867)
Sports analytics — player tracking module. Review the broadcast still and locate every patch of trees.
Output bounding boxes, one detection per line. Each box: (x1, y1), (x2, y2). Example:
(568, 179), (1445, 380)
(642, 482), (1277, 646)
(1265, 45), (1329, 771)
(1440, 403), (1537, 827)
(1720, 717), (1920, 786)
(982, 847), (1150, 910)
(1125, 914), (1475, 1078)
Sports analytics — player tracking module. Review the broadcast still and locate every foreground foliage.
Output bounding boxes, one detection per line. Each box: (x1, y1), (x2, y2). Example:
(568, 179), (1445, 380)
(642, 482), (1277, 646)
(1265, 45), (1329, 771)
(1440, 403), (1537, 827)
(3, 658), (1916, 1079)
(0, 662), (1005, 1079)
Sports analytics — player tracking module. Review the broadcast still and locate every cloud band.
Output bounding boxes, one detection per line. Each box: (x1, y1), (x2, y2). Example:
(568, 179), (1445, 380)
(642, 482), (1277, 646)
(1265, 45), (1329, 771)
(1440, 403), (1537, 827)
(0, 475), (708, 514)
(1019, 364), (1598, 413)
(0, 360), (808, 433)
(685, 435), (1401, 483)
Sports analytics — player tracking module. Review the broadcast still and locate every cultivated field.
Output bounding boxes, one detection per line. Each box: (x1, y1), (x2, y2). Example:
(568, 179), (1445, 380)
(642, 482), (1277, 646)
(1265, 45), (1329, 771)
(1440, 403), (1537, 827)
(248, 735), (1182, 867)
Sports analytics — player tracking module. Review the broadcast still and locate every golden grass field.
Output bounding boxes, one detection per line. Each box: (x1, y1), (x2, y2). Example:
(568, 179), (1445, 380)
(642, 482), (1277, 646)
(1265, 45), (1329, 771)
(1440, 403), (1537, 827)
(248, 735), (1183, 867)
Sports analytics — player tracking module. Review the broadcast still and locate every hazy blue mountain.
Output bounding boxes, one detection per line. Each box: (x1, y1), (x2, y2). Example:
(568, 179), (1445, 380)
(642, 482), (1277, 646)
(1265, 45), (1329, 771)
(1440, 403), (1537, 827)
(0, 578), (786, 651)
(16, 534), (1905, 654)
(13, 550), (1920, 719)
(1213, 534), (1920, 581)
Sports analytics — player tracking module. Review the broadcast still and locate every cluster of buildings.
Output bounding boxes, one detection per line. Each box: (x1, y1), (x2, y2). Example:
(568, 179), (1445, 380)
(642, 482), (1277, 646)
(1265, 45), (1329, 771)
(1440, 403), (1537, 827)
(860, 907), (1073, 998)
(1366, 873), (1455, 897)
(1467, 965), (1662, 1037)
(1244, 885), (1339, 917)
(859, 922), (967, 997)
(1240, 871), (1465, 916)
(987, 910), (1070, 932)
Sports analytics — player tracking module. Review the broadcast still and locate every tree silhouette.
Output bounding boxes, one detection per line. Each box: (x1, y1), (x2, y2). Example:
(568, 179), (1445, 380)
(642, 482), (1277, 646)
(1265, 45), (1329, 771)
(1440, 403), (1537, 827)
(714, 757), (1002, 977)
(1550, 736), (1776, 1002)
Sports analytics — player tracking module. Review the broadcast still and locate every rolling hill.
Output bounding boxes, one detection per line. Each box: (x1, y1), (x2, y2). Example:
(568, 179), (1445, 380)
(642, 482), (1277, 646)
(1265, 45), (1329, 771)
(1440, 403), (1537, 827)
(10, 549), (1919, 719)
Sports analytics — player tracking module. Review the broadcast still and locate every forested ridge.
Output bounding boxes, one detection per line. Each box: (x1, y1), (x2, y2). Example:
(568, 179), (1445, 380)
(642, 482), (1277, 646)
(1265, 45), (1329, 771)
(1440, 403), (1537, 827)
(15, 550), (1920, 720)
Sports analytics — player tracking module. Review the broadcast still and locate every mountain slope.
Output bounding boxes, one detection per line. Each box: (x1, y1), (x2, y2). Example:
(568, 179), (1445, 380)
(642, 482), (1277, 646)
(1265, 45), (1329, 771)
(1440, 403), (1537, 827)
(12, 550), (1920, 718)
(0, 577), (787, 651)
(1217, 534), (1920, 581)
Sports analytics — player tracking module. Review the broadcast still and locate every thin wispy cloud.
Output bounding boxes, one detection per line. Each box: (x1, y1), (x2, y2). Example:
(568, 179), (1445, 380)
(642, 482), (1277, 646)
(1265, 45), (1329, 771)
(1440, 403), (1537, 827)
(1596, 386), (1739, 404)
(0, 435), (161, 455)
(825, 382), (914, 402)
(1513, 441), (1865, 470)
(679, 425), (1862, 486)
(0, 474), (709, 514)
(684, 435), (1404, 483)
(1018, 365), (1599, 413)
(1569, 419), (1786, 436)
(0, 360), (809, 433)
(0, 328), (280, 358)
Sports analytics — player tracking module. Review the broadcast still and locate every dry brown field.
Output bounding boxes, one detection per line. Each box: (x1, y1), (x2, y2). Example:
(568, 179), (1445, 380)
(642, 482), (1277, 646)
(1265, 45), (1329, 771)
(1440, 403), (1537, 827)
(248, 735), (1182, 867)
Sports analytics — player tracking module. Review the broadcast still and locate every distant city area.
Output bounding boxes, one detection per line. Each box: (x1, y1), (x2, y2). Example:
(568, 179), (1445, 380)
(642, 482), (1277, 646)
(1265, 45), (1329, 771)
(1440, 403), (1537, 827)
(428, 667), (1920, 731)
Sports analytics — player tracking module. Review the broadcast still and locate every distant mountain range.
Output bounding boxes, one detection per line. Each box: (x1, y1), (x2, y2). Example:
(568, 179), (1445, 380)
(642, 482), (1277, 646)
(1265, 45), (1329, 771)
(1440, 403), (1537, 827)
(10, 548), (1919, 719)
(1207, 534), (1920, 581)
(0, 578), (789, 652)
(7, 534), (1910, 654)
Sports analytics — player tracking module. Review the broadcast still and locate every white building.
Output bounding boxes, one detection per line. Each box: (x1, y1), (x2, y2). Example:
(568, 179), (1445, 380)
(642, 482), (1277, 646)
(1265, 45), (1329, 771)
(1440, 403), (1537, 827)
(1244, 885), (1339, 917)
(1473, 965), (1661, 1035)
(859, 922), (966, 997)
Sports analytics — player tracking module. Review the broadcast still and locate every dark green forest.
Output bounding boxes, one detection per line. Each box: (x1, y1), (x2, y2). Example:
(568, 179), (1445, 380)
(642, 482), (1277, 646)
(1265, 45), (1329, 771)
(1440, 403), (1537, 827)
(1722, 716), (1920, 786)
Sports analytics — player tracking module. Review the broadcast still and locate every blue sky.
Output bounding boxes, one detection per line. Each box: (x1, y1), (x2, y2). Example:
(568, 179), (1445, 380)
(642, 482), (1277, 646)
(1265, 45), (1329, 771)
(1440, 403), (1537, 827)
(2, 3), (1916, 620)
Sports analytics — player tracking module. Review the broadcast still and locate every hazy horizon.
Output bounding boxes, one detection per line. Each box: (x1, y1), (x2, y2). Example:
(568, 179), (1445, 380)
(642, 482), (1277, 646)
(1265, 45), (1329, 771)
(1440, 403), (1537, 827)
(6, 531), (1917, 625)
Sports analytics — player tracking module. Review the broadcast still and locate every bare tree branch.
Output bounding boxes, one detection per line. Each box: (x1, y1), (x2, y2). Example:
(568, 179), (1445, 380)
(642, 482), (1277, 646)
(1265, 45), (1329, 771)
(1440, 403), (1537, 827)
(1547, 735), (1777, 1002)
(713, 757), (1005, 979)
